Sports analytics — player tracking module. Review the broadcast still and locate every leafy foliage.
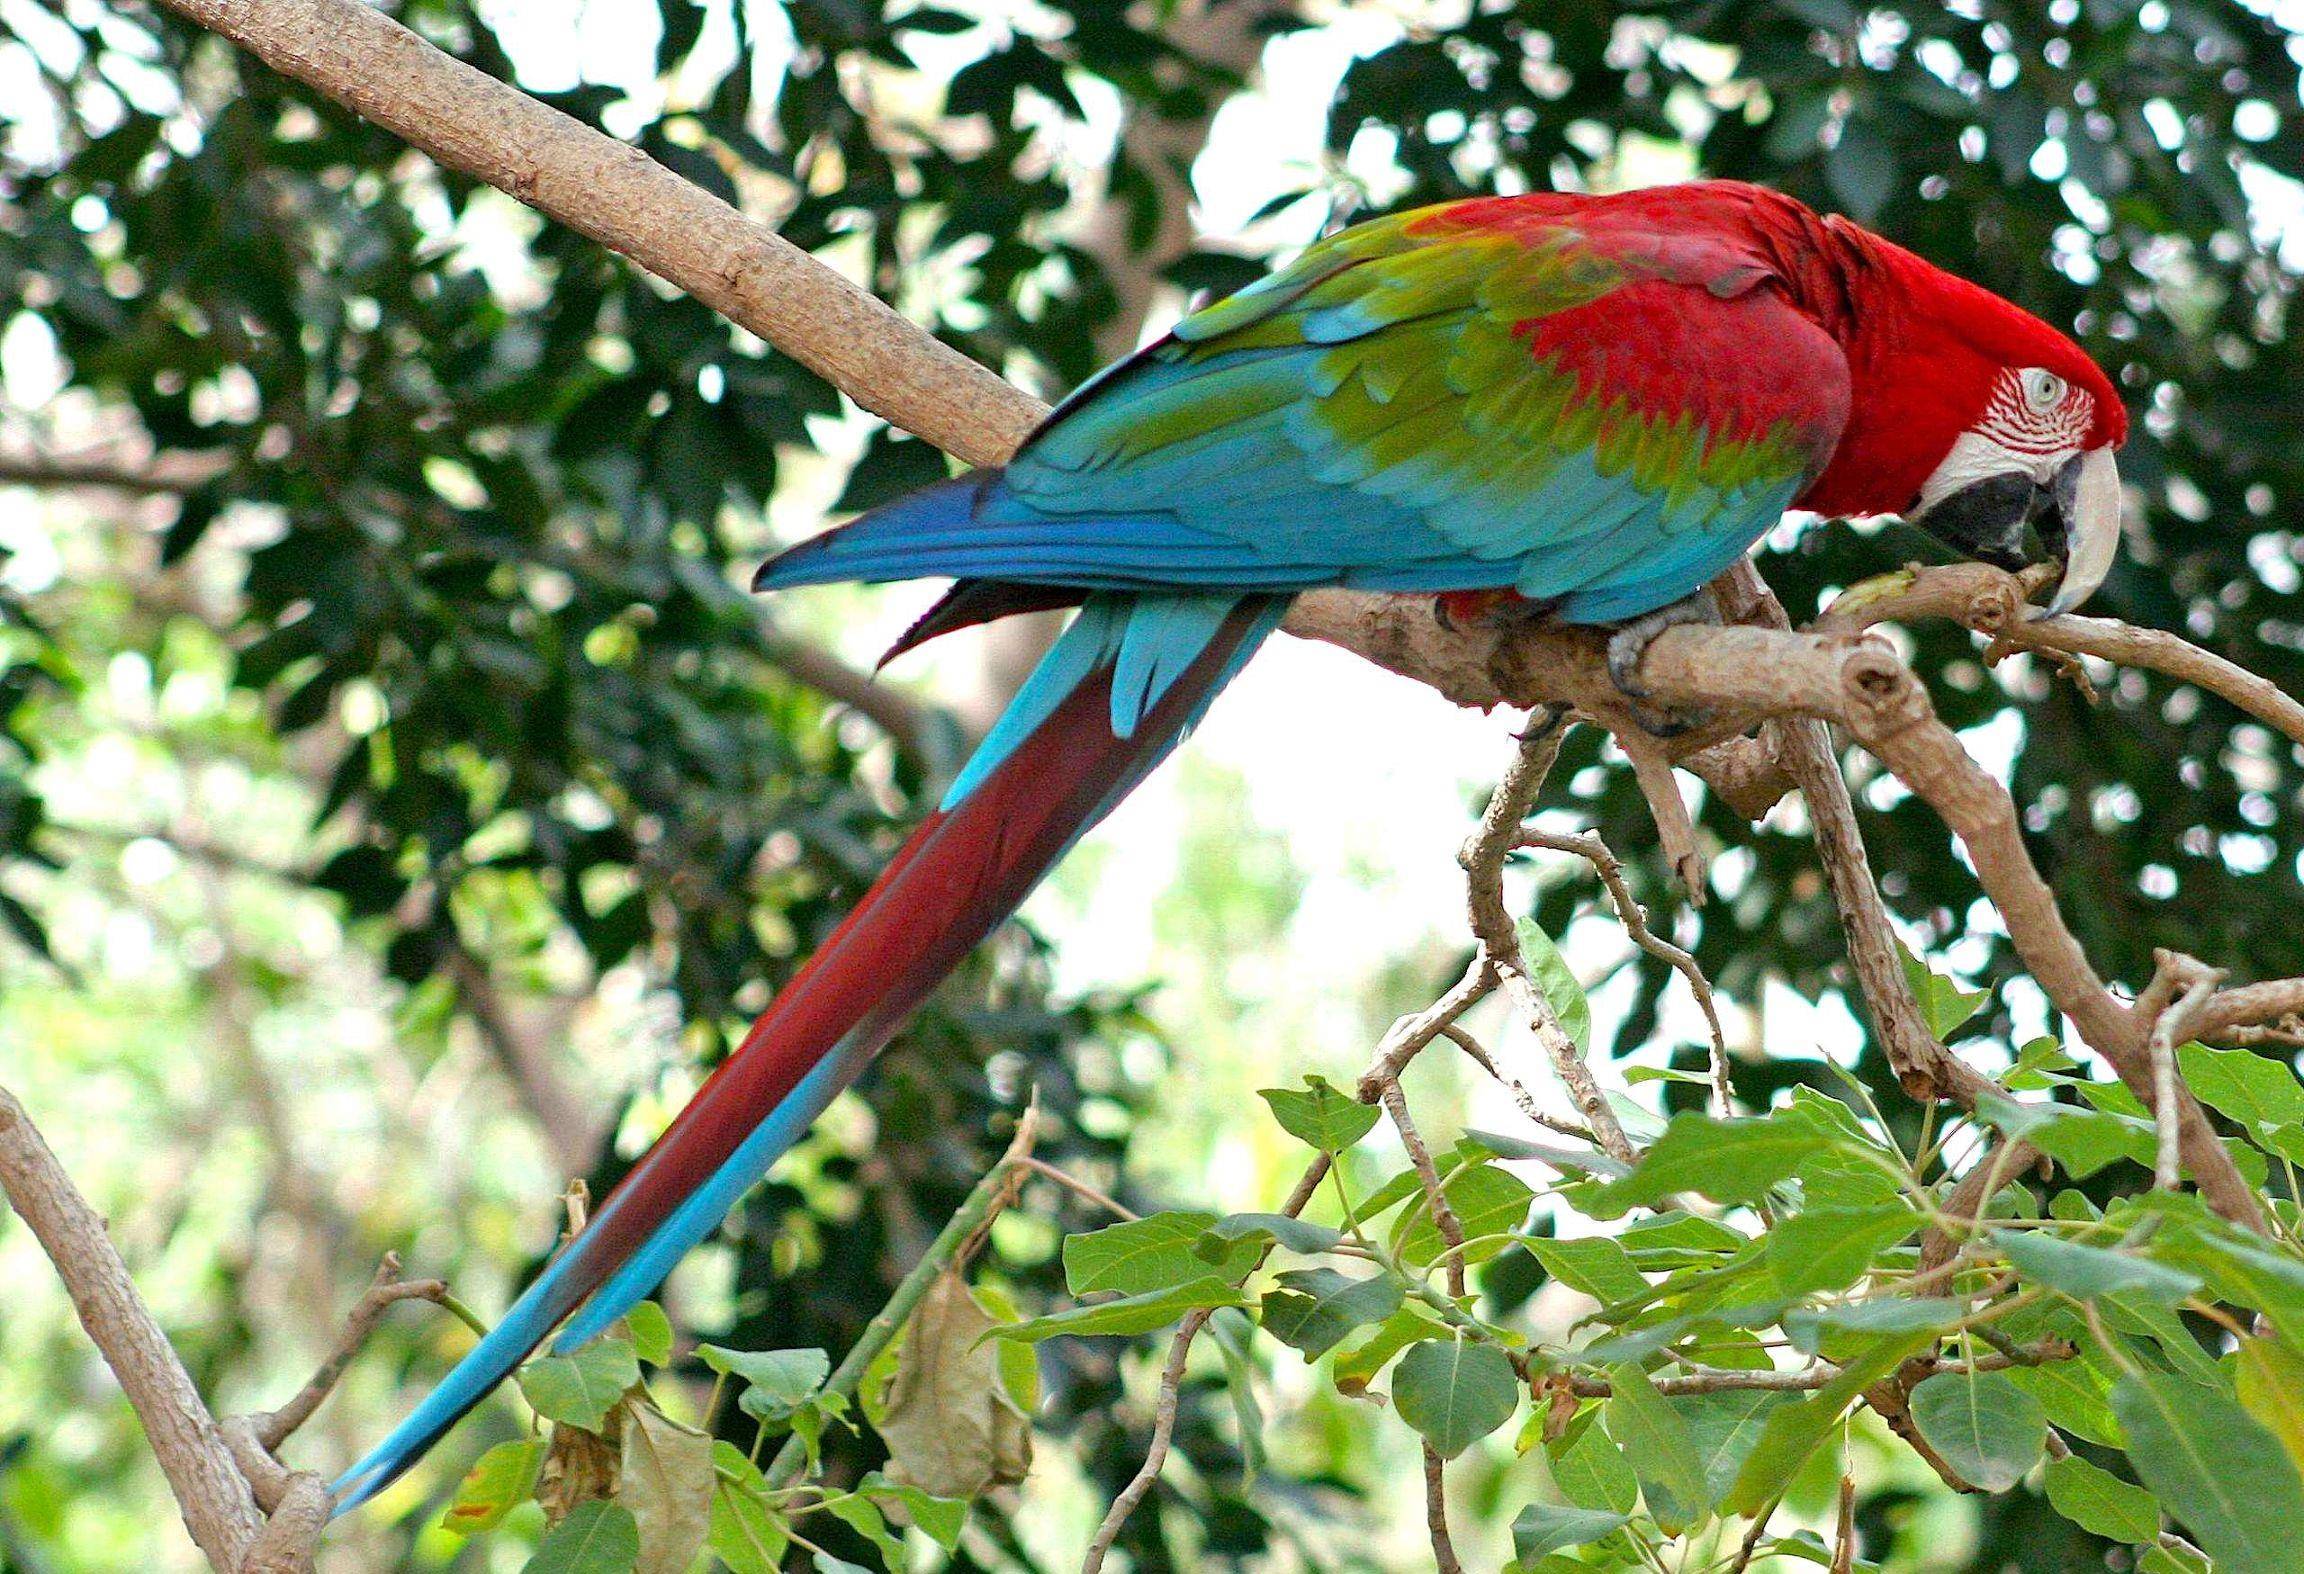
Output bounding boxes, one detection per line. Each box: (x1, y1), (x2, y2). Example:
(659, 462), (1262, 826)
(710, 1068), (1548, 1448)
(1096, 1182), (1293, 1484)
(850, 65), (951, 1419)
(10, 0), (2304, 1568)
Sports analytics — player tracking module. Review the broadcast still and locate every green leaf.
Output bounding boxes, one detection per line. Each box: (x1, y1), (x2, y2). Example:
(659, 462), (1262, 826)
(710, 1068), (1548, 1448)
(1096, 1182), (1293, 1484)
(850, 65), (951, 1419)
(1392, 1161), (1535, 1268)
(2113, 1369), (2304, 1574)
(1510, 1501), (1630, 1562)
(440, 1438), (544, 1535)
(2043, 1454), (2161, 1544)
(521, 1501), (640, 1574)
(1725, 1330), (1936, 1514)
(1783, 1298), (1962, 1358)
(1545, 1414), (1639, 1513)
(693, 1347), (830, 1423)
(1993, 1229), (2203, 1303)
(2237, 1337), (2304, 1483)
(1259, 1267), (1405, 1359)
(994, 1277), (1248, 1342)
(1200, 1212), (1344, 1256)
(861, 1473), (967, 1551)
(625, 1303), (674, 1368)
(2008, 1352), (2125, 1449)
(1897, 938), (1987, 1039)
(824, 1494), (904, 1569)
(1064, 1211), (1256, 1296)
(2141, 1546), (2211, 1574)
(2177, 1042), (2304, 1130)
(1528, 1236), (1649, 1307)
(1206, 1308), (1267, 1480)
(1677, 1389), (1794, 1503)
(1603, 1364), (1708, 1531)
(2100, 1289), (2225, 1387)
(519, 1340), (640, 1431)
(707, 1475), (787, 1574)
(1333, 1306), (1445, 1396)
(1465, 1127), (1629, 1177)
(1625, 1065), (1716, 1086)
(2028, 1109), (2159, 1180)
(1766, 1205), (1914, 1295)
(1392, 1338), (1520, 1459)
(1907, 1370), (2044, 1492)
(1620, 1212), (1746, 1253)
(2155, 1229), (2304, 1344)
(1591, 1111), (1839, 1217)
(1257, 1075), (1380, 1152)
(1517, 916), (1591, 1053)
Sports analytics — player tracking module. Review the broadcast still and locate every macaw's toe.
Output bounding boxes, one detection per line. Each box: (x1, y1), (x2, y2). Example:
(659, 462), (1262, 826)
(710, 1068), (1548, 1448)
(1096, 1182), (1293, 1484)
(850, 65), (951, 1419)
(1604, 589), (1721, 736)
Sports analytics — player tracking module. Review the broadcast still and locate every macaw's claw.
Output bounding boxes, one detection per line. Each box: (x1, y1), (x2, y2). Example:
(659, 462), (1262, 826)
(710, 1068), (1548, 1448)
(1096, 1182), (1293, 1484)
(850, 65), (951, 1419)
(1604, 588), (1720, 737)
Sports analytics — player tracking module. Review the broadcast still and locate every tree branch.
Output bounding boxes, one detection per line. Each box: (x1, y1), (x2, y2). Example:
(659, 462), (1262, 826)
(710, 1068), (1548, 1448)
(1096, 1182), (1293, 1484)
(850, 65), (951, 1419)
(0, 1083), (265, 1570)
(138, 0), (1044, 466)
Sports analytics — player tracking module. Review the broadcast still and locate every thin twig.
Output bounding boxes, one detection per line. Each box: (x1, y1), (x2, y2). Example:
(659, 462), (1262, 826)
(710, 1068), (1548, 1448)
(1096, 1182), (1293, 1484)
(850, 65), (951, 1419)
(1517, 827), (1731, 1117)
(1454, 723), (1638, 1163)
(1616, 733), (1707, 901)
(1814, 559), (2304, 754)
(1829, 1462), (1855, 1574)
(2143, 951), (2226, 1193)
(1730, 1498), (1782, 1574)
(1360, 956), (1497, 1098)
(1081, 1155), (1330, 1574)
(246, 1254), (455, 1452)
(1020, 1156), (1138, 1223)
(1421, 1445), (1465, 1574)
(1441, 1025), (1597, 1142)
(1379, 1081), (1467, 1298)
(1081, 1309), (1207, 1574)
(1557, 1339), (2069, 1397)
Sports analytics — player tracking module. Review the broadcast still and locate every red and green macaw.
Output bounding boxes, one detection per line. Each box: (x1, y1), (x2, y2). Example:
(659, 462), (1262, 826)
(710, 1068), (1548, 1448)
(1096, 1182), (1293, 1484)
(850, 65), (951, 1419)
(335, 179), (2125, 1508)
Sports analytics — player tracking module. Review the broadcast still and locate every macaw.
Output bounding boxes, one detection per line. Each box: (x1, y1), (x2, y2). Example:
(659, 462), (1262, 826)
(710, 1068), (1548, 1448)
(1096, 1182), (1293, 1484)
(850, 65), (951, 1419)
(334, 179), (2125, 1508)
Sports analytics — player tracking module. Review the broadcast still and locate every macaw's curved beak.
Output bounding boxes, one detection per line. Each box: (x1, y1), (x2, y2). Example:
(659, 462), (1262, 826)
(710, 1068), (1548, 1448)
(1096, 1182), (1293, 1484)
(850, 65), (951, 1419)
(1909, 447), (2121, 617)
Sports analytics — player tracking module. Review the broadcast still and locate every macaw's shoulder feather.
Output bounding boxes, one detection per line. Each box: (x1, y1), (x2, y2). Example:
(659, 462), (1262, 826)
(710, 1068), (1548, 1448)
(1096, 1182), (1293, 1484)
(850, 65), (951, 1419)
(759, 191), (1853, 625)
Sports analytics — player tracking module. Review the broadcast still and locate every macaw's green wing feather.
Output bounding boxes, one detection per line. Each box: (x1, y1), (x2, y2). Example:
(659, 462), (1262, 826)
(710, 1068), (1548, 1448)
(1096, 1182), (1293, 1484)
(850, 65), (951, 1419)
(762, 198), (1853, 624)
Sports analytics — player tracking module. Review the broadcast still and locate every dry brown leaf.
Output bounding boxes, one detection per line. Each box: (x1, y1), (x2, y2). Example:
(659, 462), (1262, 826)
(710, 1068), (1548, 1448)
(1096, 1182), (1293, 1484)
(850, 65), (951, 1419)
(619, 1403), (714, 1573)
(874, 1271), (1033, 1500)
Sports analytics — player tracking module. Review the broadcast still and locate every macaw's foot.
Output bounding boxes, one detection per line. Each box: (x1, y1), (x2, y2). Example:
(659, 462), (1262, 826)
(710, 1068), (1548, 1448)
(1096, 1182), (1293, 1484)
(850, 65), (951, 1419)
(1604, 588), (1721, 737)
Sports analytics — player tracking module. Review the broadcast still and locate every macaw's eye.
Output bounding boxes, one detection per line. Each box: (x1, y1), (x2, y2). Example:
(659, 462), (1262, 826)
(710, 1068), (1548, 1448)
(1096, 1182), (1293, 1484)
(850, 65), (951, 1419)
(2021, 368), (2067, 412)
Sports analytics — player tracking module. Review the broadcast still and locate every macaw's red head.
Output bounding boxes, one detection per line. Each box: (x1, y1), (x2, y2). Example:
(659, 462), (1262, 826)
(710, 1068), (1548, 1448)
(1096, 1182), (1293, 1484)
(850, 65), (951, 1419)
(1796, 222), (2128, 616)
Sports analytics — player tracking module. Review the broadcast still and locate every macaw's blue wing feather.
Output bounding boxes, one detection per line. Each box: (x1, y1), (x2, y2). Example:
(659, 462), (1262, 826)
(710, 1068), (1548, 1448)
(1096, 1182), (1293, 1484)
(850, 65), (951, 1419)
(758, 200), (1850, 626)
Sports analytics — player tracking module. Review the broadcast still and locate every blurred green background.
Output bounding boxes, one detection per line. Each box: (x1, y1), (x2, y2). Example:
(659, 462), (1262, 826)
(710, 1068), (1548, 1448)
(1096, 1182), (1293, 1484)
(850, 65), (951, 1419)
(6, 0), (2304, 1567)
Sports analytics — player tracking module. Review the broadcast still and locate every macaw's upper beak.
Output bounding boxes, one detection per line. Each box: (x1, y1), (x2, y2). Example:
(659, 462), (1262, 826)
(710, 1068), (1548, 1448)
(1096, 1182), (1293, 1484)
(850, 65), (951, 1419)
(1908, 447), (2122, 617)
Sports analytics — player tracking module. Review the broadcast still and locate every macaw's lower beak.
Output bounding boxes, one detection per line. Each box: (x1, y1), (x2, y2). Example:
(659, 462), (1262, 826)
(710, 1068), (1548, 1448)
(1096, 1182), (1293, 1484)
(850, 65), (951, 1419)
(1909, 448), (2122, 617)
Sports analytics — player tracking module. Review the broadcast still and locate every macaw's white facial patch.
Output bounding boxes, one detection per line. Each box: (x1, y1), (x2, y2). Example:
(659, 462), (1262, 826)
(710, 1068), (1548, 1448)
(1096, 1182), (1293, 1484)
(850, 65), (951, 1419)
(1916, 363), (2097, 516)
(1915, 430), (2053, 516)
(1976, 364), (2095, 458)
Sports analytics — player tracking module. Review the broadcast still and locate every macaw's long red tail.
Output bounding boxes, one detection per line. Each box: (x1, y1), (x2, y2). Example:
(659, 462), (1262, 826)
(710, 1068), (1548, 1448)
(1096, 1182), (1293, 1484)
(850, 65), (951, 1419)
(332, 591), (1290, 1512)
